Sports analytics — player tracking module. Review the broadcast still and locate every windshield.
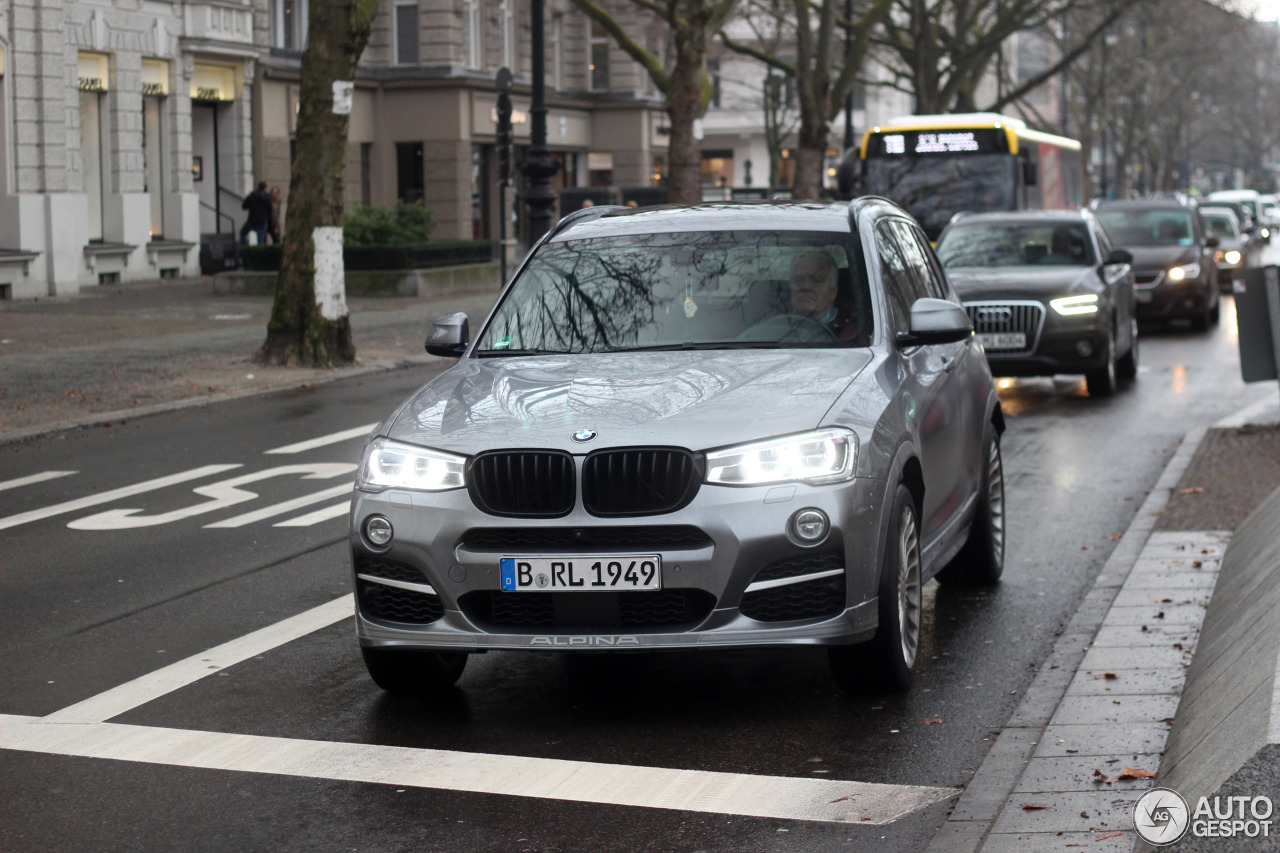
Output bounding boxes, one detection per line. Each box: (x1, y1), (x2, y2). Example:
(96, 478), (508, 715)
(476, 230), (873, 353)
(937, 222), (1095, 268)
(1201, 213), (1239, 241)
(1096, 209), (1196, 247)
(864, 154), (1016, 240)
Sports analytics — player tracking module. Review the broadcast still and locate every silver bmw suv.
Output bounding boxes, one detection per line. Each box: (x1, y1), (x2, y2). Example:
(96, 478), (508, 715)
(350, 199), (1005, 695)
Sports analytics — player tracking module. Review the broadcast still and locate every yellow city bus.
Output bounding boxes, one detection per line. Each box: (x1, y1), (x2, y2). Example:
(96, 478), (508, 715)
(851, 113), (1083, 241)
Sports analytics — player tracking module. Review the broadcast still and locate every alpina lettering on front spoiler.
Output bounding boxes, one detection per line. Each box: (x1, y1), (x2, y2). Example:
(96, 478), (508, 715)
(529, 636), (641, 647)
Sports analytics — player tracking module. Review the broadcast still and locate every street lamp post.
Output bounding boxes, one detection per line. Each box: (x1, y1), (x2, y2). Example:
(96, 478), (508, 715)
(521, 0), (559, 246)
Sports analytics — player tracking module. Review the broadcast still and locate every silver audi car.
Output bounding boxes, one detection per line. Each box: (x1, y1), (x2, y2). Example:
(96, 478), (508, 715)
(350, 199), (1005, 695)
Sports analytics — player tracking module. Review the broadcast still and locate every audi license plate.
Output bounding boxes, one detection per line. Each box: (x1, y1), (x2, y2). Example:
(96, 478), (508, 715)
(1134, 290), (1154, 303)
(500, 556), (662, 591)
(977, 332), (1026, 350)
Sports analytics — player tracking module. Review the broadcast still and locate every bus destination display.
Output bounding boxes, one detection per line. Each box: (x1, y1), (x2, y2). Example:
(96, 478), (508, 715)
(870, 128), (1007, 157)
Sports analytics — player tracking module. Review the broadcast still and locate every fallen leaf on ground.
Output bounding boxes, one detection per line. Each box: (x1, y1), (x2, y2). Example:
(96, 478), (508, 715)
(1121, 767), (1156, 779)
(1178, 487), (1204, 494)
(1093, 672), (1119, 680)
(919, 718), (946, 725)
(1092, 770), (1111, 784)
(1108, 533), (1124, 539)
(1021, 804), (1048, 810)
(1097, 831), (1124, 840)
(828, 796), (851, 804)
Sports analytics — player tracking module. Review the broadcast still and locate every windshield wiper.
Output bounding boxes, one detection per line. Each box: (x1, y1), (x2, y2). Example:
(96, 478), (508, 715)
(473, 348), (575, 357)
(603, 341), (784, 352)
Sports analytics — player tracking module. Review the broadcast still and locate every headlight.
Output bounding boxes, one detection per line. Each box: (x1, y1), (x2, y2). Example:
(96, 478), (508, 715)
(1224, 250), (1242, 265)
(1167, 262), (1200, 282)
(705, 428), (857, 486)
(1049, 294), (1099, 316)
(357, 438), (466, 491)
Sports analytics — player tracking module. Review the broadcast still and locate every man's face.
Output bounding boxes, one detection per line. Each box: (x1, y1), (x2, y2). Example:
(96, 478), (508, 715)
(790, 253), (837, 318)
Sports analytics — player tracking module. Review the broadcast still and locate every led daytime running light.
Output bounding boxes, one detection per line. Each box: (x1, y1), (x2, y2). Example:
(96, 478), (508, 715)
(705, 428), (857, 486)
(1049, 294), (1099, 316)
(358, 438), (466, 491)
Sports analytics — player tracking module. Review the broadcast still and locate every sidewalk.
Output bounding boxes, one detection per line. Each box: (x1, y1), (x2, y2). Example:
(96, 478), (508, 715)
(0, 275), (503, 441)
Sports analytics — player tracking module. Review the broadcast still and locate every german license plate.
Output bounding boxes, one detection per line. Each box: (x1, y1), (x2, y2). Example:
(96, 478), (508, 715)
(977, 332), (1026, 350)
(1134, 290), (1154, 303)
(500, 556), (662, 591)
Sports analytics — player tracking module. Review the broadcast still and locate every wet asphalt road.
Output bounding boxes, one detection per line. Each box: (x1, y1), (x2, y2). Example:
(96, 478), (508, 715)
(0, 296), (1273, 852)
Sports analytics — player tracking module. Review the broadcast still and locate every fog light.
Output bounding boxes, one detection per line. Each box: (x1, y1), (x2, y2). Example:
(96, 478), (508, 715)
(791, 508), (829, 544)
(1076, 340), (1094, 358)
(365, 516), (393, 547)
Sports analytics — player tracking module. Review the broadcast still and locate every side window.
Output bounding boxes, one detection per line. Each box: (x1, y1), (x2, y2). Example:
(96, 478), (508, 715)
(1094, 223), (1112, 261)
(875, 221), (915, 332)
(899, 220), (956, 302)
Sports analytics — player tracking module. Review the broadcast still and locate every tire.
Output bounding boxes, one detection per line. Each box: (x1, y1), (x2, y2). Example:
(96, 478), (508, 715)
(361, 646), (467, 695)
(1116, 318), (1139, 381)
(828, 484), (922, 693)
(1084, 333), (1117, 397)
(1190, 292), (1213, 331)
(936, 429), (1006, 587)
(1210, 290), (1221, 325)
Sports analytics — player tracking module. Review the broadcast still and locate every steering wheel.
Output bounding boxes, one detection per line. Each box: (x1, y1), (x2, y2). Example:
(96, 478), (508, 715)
(738, 314), (836, 343)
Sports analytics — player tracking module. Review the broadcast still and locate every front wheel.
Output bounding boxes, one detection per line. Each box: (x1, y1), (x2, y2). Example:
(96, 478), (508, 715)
(936, 429), (1005, 587)
(362, 646), (467, 695)
(829, 484), (922, 693)
(1084, 333), (1117, 397)
(1117, 318), (1139, 381)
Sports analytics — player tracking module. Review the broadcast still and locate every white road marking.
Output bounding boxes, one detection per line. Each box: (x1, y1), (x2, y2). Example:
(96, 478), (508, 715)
(0, 470), (77, 492)
(275, 501), (350, 527)
(264, 424), (379, 455)
(68, 463), (357, 530)
(0, 714), (955, 824)
(0, 465), (242, 531)
(206, 483), (353, 528)
(42, 595), (355, 724)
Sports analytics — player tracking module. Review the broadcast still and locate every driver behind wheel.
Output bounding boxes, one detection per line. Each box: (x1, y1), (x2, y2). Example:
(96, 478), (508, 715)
(789, 250), (861, 341)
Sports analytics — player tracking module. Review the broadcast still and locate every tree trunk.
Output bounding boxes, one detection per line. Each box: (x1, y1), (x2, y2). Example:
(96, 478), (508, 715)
(257, 0), (378, 367)
(792, 126), (829, 201)
(665, 28), (708, 204)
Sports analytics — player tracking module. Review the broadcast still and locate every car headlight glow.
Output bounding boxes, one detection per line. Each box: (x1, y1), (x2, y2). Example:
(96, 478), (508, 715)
(1049, 294), (1099, 316)
(357, 438), (466, 491)
(1224, 250), (1242, 265)
(705, 428), (857, 486)
(1167, 262), (1200, 282)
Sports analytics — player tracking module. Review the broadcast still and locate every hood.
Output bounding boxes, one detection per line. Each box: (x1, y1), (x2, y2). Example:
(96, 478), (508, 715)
(386, 350), (873, 455)
(1118, 245), (1197, 272)
(946, 266), (1098, 301)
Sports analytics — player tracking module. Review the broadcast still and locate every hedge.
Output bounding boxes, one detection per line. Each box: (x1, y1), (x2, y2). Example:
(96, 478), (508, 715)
(238, 240), (495, 272)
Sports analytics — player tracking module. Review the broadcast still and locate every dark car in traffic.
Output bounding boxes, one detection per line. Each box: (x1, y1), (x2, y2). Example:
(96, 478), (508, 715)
(935, 210), (1138, 397)
(1199, 206), (1251, 289)
(350, 199), (1005, 697)
(1093, 198), (1220, 330)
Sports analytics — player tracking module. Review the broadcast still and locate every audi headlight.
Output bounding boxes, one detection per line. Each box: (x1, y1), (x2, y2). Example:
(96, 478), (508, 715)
(1223, 250), (1242, 265)
(705, 428), (857, 486)
(357, 438), (466, 491)
(1049, 294), (1099, 316)
(1167, 262), (1200, 282)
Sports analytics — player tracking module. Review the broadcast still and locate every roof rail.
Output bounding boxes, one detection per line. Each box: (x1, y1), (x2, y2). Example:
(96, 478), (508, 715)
(544, 205), (629, 241)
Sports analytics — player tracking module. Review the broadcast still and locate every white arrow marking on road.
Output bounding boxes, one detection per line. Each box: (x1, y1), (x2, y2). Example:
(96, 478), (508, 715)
(0, 470), (78, 492)
(205, 483), (354, 528)
(68, 463), (357, 530)
(264, 423), (379, 455)
(0, 714), (956, 825)
(0, 465), (242, 531)
(274, 501), (350, 527)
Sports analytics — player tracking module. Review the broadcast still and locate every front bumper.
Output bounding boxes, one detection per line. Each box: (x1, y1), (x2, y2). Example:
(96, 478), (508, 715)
(1133, 273), (1210, 319)
(350, 476), (889, 652)
(984, 324), (1110, 377)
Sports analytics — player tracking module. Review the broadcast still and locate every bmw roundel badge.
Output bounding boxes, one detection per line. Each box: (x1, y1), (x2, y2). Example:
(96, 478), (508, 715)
(572, 428), (597, 443)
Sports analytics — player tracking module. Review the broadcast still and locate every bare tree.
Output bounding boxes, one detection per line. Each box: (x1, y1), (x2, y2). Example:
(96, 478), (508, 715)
(721, 0), (891, 198)
(570, 0), (742, 203)
(256, 0), (380, 368)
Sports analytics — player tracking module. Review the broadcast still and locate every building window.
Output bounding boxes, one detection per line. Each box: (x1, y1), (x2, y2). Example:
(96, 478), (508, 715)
(700, 149), (734, 187)
(143, 96), (166, 237)
(500, 0), (516, 70)
(708, 58), (721, 109)
(466, 0), (482, 68)
(361, 143), (373, 205)
(396, 142), (424, 203)
(273, 0), (307, 50)
(552, 15), (563, 91)
(395, 2), (419, 65)
(589, 19), (609, 92)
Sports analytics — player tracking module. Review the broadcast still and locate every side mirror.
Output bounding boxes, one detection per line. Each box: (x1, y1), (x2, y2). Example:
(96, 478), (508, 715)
(1205, 236), (1220, 249)
(1104, 248), (1133, 265)
(896, 298), (973, 347)
(1023, 160), (1039, 186)
(425, 312), (469, 357)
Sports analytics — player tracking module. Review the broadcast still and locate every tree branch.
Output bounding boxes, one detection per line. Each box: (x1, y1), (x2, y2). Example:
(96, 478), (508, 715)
(568, 0), (669, 92)
(719, 31), (797, 74)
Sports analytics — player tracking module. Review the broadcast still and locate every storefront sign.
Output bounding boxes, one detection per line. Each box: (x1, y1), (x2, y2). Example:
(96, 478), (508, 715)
(78, 52), (110, 92)
(141, 59), (169, 96)
(191, 63), (236, 101)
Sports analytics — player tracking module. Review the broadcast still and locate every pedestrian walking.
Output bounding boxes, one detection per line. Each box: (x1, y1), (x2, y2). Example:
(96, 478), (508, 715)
(268, 186), (282, 244)
(240, 182), (272, 246)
